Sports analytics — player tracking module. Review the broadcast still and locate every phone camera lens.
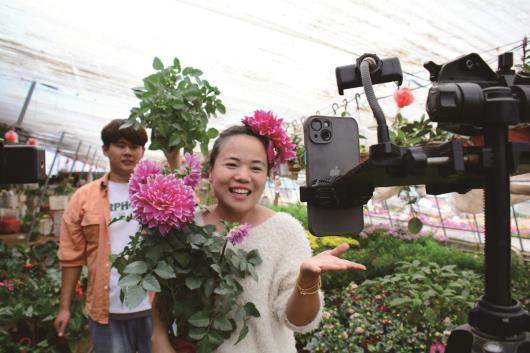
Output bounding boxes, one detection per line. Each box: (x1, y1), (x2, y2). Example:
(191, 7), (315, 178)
(323, 120), (331, 128)
(311, 119), (322, 131)
(321, 129), (332, 141)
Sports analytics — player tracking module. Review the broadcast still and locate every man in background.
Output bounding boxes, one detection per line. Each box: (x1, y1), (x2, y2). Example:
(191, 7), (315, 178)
(54, 119), (152, 353)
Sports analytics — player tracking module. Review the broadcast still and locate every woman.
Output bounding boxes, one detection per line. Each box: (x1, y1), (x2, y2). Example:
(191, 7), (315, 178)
(152, 111), (366, 353)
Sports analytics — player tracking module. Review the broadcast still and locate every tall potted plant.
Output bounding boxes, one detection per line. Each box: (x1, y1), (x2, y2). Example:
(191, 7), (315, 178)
(128, 57), (225, 168)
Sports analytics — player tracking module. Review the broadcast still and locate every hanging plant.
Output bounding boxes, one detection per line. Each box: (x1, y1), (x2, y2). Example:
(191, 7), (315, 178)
(128, 57), (225, 157)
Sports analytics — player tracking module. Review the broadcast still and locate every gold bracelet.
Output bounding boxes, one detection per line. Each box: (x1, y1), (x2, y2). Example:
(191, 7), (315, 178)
(296, 274), (321, 296)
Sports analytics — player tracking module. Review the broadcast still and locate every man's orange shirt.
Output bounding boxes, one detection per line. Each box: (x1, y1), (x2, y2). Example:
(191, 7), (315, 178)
(58, 173), (113, 324)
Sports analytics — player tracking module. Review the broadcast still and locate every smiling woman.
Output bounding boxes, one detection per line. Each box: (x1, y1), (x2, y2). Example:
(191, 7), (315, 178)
(151, 111), (366, 353)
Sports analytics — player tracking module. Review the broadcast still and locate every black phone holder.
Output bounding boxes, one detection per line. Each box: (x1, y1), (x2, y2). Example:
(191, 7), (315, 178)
(301, 52), (530, 352)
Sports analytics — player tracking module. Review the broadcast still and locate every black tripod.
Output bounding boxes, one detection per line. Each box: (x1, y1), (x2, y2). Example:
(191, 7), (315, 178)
(301, 52), (530, 352)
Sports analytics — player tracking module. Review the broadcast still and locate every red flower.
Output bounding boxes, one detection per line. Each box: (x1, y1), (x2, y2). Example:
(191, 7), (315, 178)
(394, 87), (414, 108)
(75, 282), (84, 299)
(377, 305), (390, 312)
(23, 261), (37, 270)
(4, 129), (18, 143)
(18, 337), (32, 346)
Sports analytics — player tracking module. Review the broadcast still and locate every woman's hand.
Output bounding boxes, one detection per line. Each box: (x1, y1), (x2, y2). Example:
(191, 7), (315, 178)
(299, 243), (365, 285)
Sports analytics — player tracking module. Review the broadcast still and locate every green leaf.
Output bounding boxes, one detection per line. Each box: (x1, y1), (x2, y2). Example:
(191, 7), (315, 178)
(234, 306), (245, 322)
(207, 128), (219, 139)
(145, 246), (163, 263)
(244, 302), (260, 317)
(203, 278), (215, 297)
(408, 217), (423, 234)
(185, 277), (203, 290)
(248, 265), (258, 281)
(169, 132), (182, 147)
(154, 261), (176, 279)
(388, 297), (410, 307)
(118, 274), (142, 288)
(125, 286), (147, 309)
(217, 103), (226, 114)
(188, 310), (210, 328)
(124, 261), (148, 274)
(188, 327), (207, 340)
(174, 253), (190, 267)
(153, 57), (164, 70)
(200, 142), (210, 157)
(173, 57), (181, 71)
(148, 139), (163, 151)
(141, 274), (161, 292)
(235, 324), (249, 345)
(213, 318), (233, 331)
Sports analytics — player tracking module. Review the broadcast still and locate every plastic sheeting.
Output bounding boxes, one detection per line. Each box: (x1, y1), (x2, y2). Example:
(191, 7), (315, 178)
(1, 0), (529, 163)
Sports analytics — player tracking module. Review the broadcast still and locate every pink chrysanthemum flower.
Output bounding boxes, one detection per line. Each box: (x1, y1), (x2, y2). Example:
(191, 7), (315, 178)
(242, 110), (296, 166)
(131, 174), (196, 235)
(180, 152), (202, 189)
(227, 223), (252, 246)
(129, 160), (162, 196)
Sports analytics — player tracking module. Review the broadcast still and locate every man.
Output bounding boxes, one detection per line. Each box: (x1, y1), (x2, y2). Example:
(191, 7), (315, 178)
(54, 119), (151, 353)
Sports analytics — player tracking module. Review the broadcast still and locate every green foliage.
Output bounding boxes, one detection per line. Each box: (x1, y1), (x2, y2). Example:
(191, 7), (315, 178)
(304, 261), (482, 353)
(306, 231), (359, 250)
(269, 203), (307, 229)
(316, 228), (529, 311)
(0, 241), (88, 353)
(112, 224), (262, 353)
(389, 113), (467, 147)
(128, 56), (225, 153)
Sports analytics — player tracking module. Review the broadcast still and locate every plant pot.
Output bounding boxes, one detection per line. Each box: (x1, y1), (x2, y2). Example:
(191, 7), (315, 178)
(49, 195), (69, 211)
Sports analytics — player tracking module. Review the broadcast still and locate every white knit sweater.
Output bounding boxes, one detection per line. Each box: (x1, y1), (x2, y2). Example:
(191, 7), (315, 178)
(196, 212), (324, 353)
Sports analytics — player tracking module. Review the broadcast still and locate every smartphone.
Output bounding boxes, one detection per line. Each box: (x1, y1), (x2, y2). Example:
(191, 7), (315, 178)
(303, 116), (363, 236)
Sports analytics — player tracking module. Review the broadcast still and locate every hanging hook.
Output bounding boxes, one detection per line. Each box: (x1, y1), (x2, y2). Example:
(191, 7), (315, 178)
(354, 93), (361, 110)
(315, 110), (320, 115)
(331, 103), (339, 115)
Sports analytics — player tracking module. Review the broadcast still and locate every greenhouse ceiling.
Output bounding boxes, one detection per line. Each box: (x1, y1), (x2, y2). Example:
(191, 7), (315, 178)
(1, 0), (529, 166)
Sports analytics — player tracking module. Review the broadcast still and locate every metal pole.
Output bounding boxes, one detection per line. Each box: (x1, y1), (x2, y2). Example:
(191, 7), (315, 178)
(87, 149), (98, 172)
(483, 125), (511, 305)
(433, 195), (448, 239)
(81, 145), (92, 172)
(472, 213), (483, 245)
(69, 140), (83, 176)
(16, 81), (36, 126)
(383, 199), (393, 228)
(27, 131), (65, 243)
(511, 204), (525, 253)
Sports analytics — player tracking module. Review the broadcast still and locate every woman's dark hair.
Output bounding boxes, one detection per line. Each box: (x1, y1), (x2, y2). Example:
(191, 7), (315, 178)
(101, 119), (148, 147)
(209, 125), (272, 173)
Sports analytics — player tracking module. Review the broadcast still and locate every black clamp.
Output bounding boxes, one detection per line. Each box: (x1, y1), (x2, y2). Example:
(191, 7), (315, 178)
(300, 176), (374, 209)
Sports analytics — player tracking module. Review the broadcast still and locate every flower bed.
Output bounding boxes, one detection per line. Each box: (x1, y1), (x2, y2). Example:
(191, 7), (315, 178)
(0, 240), (88, 353)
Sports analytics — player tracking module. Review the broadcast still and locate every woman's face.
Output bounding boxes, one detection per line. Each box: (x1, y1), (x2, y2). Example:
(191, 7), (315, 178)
(210, 134), (268, 216)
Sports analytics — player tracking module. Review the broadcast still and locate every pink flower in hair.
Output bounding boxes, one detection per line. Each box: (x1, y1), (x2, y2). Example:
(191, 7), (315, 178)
(242, 110), (296, 166)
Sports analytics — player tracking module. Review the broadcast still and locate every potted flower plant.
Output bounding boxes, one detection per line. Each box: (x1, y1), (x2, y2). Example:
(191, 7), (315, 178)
(127, 57), (225, 167)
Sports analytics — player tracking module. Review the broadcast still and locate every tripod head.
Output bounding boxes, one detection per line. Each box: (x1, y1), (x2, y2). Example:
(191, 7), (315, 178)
(301, 52), (530, 352)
